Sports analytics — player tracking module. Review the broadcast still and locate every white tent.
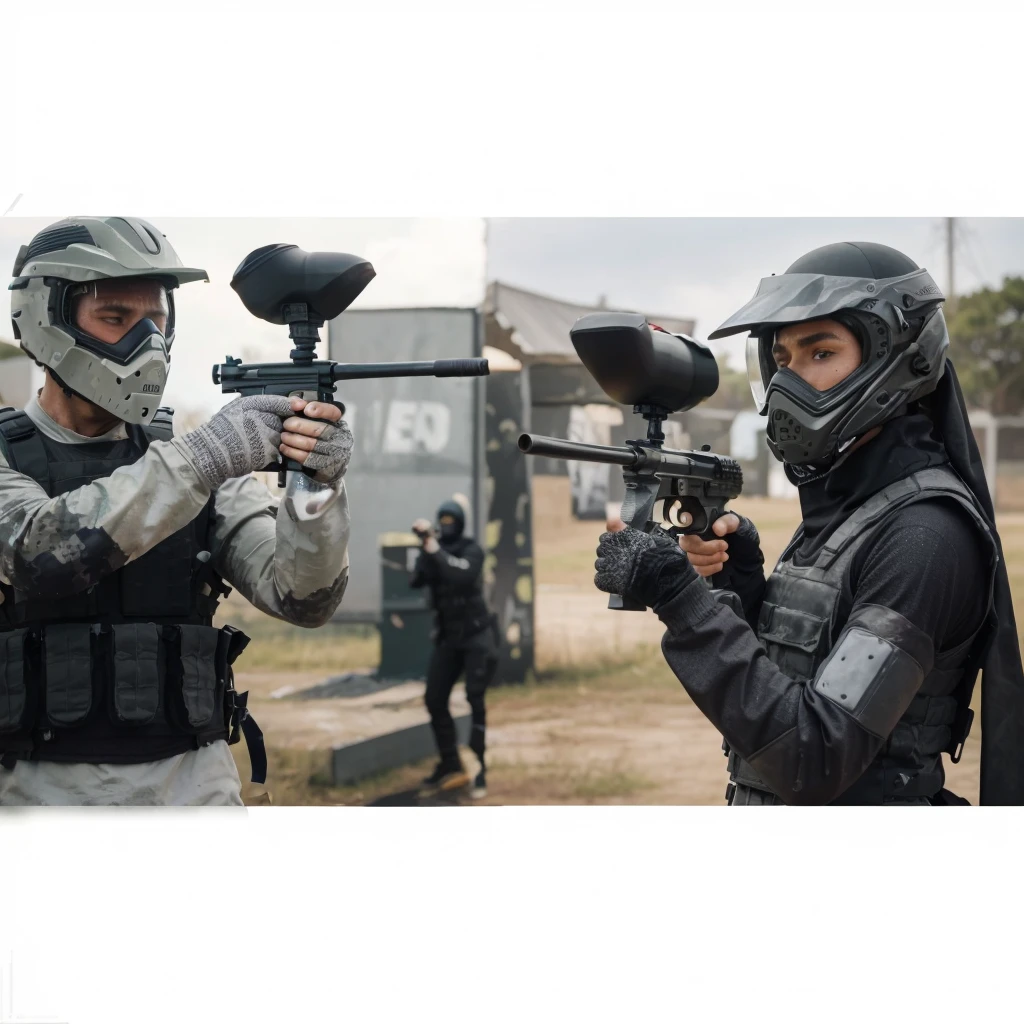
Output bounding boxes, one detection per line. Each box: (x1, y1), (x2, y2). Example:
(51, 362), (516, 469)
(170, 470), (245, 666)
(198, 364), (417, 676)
(483, 280), (695, 367)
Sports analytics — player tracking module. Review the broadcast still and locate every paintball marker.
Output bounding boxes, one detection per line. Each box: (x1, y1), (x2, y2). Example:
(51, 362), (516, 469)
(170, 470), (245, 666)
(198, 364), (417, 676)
(216, 244), (490, 487)
(518, 312), (743, 611)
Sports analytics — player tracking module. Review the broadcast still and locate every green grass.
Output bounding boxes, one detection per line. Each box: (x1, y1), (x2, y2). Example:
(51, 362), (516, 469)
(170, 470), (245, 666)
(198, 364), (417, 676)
(214, 598), (380, 674)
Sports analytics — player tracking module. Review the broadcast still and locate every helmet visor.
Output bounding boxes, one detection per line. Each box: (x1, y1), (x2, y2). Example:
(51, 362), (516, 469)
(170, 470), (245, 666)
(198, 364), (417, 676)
(709, 267), (940, 341)
(64, 278), (174, 355)
(746, 332), (776, 413)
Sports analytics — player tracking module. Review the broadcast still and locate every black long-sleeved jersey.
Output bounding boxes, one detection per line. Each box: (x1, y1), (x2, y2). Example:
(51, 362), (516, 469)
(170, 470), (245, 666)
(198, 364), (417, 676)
(655, 498), (989, 803)
(410, 535), (490, 645)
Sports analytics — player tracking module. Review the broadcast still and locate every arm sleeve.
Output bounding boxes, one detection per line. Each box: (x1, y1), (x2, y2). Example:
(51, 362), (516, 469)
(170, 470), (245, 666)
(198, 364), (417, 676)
(409, 549), (435, 589)
(0, 439), (211, 597)
(654, 502), (986, 804)
(417, 542), (484, 589)
(209, 474), (351, 628)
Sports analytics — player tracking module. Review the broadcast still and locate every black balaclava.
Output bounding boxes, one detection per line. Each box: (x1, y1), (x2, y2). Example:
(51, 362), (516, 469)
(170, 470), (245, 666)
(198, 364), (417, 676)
(437, 500), (466, 544)
(792, 411), (948, 565)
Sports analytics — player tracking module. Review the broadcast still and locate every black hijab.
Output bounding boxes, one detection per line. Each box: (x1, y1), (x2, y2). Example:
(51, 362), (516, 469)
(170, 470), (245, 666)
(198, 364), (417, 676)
(789, 361), (1024, 804)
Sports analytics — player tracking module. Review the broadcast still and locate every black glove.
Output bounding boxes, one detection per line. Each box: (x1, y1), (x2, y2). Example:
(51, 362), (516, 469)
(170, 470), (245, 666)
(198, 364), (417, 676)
(709, 515), (766, 628)
(594, 527), (698, 609)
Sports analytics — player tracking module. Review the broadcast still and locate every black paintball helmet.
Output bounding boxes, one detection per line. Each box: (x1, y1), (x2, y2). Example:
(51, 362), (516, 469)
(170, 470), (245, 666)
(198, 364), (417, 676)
(709, 241), (948, 468)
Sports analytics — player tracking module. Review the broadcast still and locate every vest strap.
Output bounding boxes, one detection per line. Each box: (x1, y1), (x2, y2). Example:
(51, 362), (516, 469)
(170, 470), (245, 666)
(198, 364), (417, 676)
(0, 407), (50, 490)
(144, 407), (175, 443)
(763, 464), (999, 792)
(815, 466), (988, 571)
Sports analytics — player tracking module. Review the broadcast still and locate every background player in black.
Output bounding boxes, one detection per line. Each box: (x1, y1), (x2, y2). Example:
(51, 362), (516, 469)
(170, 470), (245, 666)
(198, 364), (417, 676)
(411, 500), (498, 798)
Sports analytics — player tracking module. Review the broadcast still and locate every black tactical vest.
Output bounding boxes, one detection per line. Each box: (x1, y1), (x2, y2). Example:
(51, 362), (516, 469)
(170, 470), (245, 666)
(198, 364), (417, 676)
(0, 407), (264, 778)
(429, 538), (493, 646)
(726, 466), (997, 805)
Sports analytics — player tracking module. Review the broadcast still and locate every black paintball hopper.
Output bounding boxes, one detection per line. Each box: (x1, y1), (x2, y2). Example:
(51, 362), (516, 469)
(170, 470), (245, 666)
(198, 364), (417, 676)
(230, 243), (376, 324)
(569, 311), (719, 414)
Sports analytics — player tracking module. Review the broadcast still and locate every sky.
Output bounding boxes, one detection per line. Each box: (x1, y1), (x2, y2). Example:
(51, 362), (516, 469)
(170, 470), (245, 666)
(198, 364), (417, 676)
(2, 216), (1022, 418)
(485, 217), (1024, 368)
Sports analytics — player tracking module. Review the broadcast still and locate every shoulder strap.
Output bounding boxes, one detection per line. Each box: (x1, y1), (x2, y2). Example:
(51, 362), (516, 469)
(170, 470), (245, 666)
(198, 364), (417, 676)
(143, 406), (175, 443)
(814, 466), (985, 571)
(0, 407), (50, 491)
(127, 406), (175, 457)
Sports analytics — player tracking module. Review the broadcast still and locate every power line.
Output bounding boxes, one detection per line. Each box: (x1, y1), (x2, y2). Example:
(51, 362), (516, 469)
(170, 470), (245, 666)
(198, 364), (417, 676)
(958, 221), (992, 288)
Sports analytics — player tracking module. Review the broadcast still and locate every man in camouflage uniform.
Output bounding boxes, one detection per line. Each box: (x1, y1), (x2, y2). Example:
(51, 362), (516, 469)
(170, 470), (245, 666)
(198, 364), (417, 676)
(0, 217), (354, 806)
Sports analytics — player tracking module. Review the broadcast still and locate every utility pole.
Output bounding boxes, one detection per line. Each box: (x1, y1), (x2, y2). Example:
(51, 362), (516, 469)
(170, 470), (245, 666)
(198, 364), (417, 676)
(946, 216), (956, 313)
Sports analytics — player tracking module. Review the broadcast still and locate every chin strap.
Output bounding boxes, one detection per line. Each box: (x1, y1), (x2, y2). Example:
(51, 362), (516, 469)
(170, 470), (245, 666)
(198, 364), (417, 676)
(46, 366), (89, 403)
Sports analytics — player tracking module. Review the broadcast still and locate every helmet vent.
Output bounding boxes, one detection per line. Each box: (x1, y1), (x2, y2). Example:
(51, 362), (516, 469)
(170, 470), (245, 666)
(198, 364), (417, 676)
(24, 225), (95, 262)
(108, 217), (162, 255)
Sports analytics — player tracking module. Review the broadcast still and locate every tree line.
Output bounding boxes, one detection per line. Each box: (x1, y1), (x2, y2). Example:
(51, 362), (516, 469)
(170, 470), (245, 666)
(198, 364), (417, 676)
(947, 276), (1024, 416)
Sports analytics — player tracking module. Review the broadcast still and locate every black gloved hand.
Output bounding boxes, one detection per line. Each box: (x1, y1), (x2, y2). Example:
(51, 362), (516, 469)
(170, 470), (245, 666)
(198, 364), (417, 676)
(594, 527), (698, 609)
(716, 515), (765, 574)
(708, 515), (766, 628)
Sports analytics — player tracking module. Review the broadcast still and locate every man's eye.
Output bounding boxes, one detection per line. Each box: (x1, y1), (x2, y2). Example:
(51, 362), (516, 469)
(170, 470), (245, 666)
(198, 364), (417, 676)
(812, 349), (834, 360)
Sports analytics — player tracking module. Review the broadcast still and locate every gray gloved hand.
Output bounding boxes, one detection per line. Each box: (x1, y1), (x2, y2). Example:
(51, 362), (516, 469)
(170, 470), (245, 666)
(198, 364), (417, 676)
(594, 526), (697, 609)
(295, 419), (354, 485)
(175, 394), (292, 490)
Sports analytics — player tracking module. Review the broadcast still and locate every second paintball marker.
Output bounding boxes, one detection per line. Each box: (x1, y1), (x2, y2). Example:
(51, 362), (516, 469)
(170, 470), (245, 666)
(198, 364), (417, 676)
(518, 312), (743, 611)
(217, 243), (490, 486)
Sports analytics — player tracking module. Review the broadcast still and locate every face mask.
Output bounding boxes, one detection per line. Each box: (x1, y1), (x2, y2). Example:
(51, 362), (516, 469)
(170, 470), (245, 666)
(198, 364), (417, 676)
(439, 521), (461, 541)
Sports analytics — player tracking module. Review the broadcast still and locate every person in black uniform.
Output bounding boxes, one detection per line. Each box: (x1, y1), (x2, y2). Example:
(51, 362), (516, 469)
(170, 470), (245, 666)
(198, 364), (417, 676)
(411, 499), (498, 798)
(592, 241), (1024, 806)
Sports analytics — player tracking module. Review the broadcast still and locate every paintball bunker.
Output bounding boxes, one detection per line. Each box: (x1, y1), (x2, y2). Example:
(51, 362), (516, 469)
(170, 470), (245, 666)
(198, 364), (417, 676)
(327, 305), (533, 690)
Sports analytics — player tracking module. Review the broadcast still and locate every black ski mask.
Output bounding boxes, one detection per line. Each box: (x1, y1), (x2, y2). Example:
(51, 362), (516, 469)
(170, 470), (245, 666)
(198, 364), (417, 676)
(437, 500), (466, 543)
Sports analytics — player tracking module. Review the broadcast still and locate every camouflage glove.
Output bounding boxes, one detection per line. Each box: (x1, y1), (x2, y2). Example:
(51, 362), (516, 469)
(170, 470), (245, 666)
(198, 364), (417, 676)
(594, 526), (697, 609)
(300, 419), (354, 485)
(175, 395), (292, 489)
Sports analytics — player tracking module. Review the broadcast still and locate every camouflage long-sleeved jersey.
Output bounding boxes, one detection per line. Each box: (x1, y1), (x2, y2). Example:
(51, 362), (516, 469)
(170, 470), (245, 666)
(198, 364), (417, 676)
(0, 396), (351, 627)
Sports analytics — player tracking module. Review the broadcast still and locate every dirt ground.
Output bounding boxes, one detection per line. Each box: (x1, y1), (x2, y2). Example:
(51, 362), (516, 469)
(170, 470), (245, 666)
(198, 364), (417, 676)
(225, 477), (993, 806)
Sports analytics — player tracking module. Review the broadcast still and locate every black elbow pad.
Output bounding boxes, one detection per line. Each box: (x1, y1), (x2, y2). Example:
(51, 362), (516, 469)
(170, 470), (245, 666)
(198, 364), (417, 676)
(813, 604), (934, 739)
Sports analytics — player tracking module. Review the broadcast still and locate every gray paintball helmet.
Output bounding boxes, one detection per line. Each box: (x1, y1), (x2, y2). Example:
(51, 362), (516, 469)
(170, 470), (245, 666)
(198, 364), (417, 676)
(708, 241), (948, 467)
(9, 217), (208, 424)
